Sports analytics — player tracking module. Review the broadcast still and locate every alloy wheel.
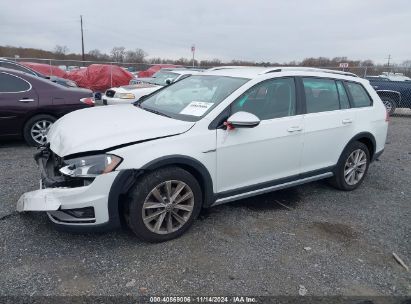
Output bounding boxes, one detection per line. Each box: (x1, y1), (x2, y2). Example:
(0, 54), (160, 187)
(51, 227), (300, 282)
(382, 100), (393, 113)
(344, 149), (367, 186)
(142, 180), (194, 235)
(30, 120), (53, 145)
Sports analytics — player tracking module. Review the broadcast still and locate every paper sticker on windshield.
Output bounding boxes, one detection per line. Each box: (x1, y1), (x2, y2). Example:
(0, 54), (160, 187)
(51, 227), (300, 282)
(180, 101), (213, 116)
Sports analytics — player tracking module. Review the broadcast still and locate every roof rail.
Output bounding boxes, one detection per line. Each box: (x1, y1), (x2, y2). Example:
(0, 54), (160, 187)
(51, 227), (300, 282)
(207, 66), (265, 71)
(263, 67), (358, 77)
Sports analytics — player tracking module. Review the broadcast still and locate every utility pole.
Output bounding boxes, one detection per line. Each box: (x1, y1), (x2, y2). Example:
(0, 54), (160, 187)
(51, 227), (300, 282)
(80, 15), (85, 63)
(386, 54), (391, 68)
(191, 44), (195, 67)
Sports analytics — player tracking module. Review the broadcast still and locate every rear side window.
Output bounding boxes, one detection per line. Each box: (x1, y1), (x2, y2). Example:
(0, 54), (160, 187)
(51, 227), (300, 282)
(346, 82), (372, 107)
(336, 81), (350, 109)
(302, 78), (339, 113)
(0, 73), (31, 93)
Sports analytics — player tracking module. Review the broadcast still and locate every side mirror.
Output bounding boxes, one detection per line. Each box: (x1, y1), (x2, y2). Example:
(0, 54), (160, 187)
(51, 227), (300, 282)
(165, 78), (173, 85)
(226, 111), (260, 129)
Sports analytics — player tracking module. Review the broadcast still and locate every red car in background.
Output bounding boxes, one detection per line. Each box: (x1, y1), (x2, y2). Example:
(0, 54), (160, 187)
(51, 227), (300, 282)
(65, 64), (134, 92)
(0, 68), (93, 146)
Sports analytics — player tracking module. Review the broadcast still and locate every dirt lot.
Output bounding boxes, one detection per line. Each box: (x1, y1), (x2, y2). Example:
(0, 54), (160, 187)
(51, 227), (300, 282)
(0, 116), (410, 297)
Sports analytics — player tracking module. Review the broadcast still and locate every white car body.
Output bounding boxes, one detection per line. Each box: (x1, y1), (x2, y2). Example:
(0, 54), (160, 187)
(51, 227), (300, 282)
(380, 72), (411, 82)
(102, 70), (200, 105)
(17, 67), (388, 235)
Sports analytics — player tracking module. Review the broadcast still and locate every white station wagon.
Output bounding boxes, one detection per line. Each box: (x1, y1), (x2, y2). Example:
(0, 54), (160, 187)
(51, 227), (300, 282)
(17, 67), (388, 242)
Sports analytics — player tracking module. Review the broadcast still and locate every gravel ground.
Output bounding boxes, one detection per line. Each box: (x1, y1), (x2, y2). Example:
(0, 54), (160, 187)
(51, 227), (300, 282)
(0, 117), (410, 297)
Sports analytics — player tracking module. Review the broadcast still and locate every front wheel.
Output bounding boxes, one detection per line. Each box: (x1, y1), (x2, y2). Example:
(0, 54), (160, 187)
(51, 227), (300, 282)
(329, 141), (370, 191)
(23, 114), (56, 146)
(125, 167), (202, 242)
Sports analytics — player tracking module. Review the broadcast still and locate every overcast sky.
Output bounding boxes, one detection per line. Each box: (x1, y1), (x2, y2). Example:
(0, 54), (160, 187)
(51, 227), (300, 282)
(1, 0), (410, 64)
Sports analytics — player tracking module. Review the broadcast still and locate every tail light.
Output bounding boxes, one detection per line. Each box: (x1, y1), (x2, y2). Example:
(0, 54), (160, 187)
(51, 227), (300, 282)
(385, 110), (390, 122)
(80, 97), (95, 106)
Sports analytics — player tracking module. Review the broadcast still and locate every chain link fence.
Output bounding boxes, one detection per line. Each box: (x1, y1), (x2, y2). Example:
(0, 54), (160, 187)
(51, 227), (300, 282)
(3, 57), (411, 117)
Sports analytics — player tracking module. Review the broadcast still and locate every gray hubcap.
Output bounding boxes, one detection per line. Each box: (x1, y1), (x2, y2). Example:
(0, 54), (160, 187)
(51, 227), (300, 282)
(142, 180), (194, 235)
(344, 149), (367, 186)
(31, 120), (52, 145)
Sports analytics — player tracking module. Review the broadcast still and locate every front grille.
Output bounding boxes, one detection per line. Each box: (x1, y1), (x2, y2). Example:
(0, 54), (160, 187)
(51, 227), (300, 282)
(105, 89), (116, 98)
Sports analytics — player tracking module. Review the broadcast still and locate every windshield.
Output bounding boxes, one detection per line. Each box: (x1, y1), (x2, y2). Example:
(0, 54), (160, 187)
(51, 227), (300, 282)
(150, 71), (179, 85)
(137, 75), (249, 121)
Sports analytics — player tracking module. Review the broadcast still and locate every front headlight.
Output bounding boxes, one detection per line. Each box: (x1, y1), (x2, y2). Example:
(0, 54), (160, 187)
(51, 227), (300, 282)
(59, 154), (122, 178)
(115, 92), (136, 99)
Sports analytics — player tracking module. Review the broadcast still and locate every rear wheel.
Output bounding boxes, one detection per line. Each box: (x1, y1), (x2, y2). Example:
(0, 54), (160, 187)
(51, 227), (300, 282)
(329, 141), (370, 191)
(381, 97), (396, 115)
(125, 167), (202, 242)
(23, 114), (56, 146)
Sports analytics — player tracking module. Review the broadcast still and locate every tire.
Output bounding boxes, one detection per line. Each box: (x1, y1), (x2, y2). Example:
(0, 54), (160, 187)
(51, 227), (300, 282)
(23, 114), (56, 146)
(329, 141), (370, 191)
(125, 166), (202, 242)
(381, 97), (396, 115)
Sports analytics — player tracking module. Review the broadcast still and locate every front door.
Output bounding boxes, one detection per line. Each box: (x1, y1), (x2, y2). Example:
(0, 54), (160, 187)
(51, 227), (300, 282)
(216, 77), (304, 195)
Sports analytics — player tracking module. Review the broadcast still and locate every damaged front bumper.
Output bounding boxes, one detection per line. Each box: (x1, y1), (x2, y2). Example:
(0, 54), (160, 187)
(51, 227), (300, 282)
(17, 146), (120, 228)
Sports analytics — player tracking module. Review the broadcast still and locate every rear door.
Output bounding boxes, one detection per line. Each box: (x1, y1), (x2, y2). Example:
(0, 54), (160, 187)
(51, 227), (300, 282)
(300, 77), (356, 173)
(0, 72), (38, 136)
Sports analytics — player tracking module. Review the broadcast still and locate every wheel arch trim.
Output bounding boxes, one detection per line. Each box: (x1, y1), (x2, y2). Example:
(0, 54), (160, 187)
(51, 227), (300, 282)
(141, 155), (215, 207)
(343, 132), (377, 162)
(376, 90), (401, 103)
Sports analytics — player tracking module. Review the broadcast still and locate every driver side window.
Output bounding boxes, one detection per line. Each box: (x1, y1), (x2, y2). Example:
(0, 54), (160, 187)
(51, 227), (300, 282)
(231, 77), (296, 120)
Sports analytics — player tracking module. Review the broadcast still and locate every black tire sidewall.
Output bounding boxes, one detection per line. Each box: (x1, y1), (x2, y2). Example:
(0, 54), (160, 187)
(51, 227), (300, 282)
(335, 141), (370, 191)
(23, 114), (56, 146)
(127, 167), (202, 242)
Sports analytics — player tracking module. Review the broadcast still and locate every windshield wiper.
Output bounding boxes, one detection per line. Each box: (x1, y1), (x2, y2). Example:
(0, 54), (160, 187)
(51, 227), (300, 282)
(140, 106), (172, 118)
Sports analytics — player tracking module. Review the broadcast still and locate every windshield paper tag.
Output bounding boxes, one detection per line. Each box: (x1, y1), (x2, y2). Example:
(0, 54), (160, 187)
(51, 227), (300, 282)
(180, 101), (213, 116)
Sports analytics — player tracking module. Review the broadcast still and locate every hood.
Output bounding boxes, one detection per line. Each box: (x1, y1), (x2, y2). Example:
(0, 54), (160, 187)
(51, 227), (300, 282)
(48, 105), (195, 157)
(121, 83), (159, 90)
(116, 83), (161, 93)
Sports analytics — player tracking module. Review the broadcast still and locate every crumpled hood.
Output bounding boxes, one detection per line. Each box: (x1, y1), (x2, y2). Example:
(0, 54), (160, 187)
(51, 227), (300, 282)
(48, 105), (195, 157)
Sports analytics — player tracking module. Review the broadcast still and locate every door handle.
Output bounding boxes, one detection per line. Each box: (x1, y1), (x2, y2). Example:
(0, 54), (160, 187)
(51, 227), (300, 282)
(18, 98), (35, 103)
(287, 126), (303, 132)
(342, 118), (353, 125)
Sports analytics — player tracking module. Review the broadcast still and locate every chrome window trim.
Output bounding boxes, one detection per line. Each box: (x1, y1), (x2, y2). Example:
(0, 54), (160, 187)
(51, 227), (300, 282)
(0, 71), (33, 94)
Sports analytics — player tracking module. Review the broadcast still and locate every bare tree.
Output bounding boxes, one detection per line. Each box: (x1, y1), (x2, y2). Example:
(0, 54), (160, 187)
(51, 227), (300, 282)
(401, 60), (411, 68)
(110, 47), (125, 62)
(88, 49), (102, 58)
(125, 48), (147, 63)
(54, 45), (69, 59)
(361, 59), (375, 67)
(88, 49), (110, 61)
